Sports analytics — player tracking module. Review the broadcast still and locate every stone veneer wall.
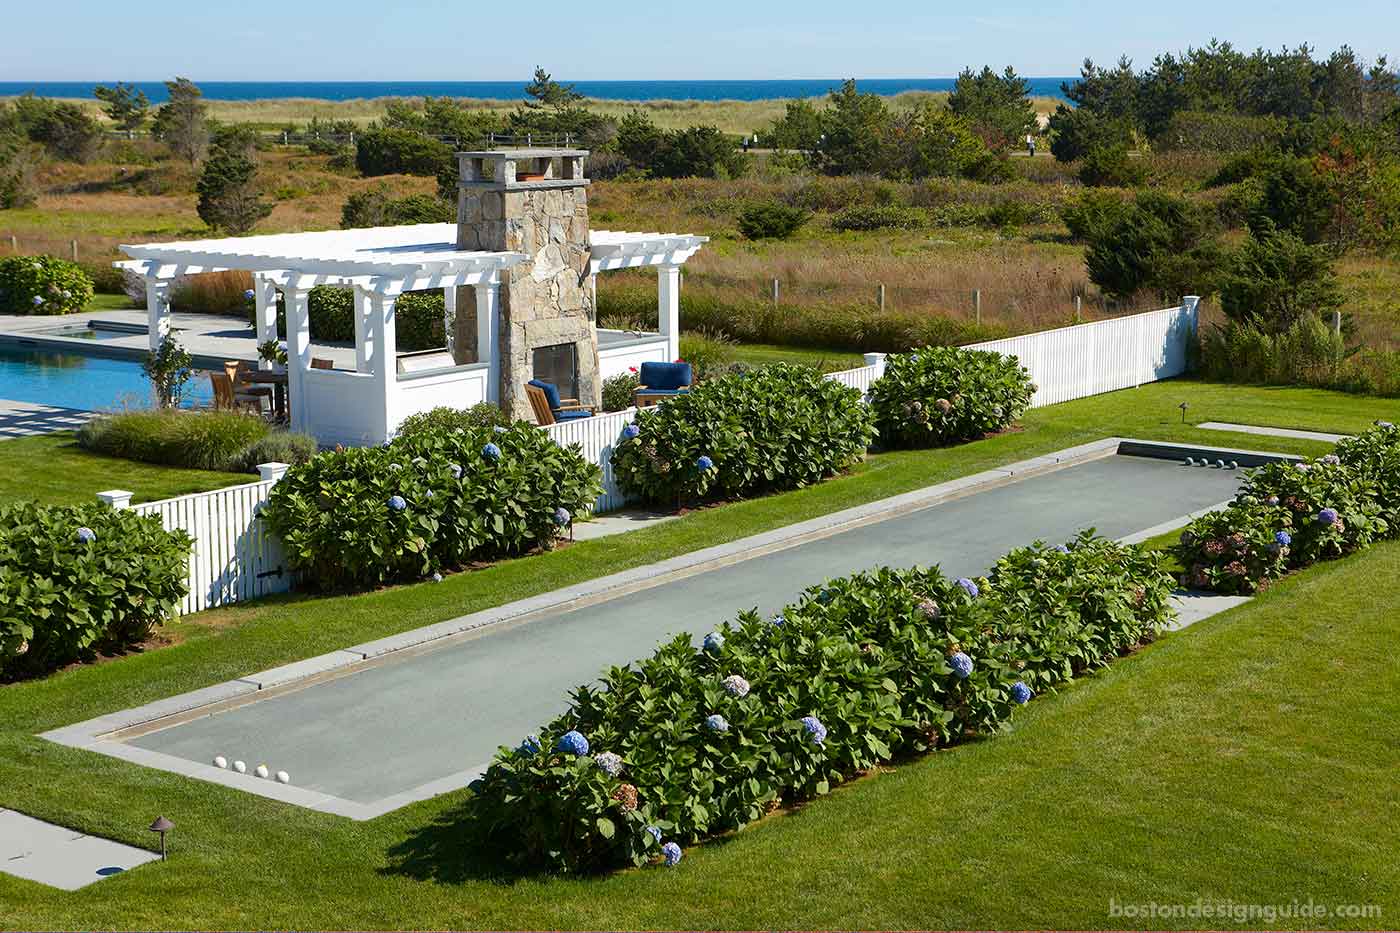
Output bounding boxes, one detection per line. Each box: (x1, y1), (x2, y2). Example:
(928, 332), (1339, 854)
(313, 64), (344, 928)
(458, 183), (599, 421)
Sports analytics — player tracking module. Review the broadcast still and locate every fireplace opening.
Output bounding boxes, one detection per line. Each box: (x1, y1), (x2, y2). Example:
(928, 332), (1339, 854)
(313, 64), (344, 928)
(533, 342), (579, 400)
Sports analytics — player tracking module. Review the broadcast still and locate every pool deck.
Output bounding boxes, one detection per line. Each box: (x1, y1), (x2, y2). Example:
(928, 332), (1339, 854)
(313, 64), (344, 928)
(41, 437), (1298, 820)
(0, 399), (92, 438)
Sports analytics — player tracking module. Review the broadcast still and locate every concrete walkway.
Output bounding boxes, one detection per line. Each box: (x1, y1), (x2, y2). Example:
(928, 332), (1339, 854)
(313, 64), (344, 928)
(1198, 421), (1350, 444)
(0, 400), (91, 438)
(0, 808), (158, 890)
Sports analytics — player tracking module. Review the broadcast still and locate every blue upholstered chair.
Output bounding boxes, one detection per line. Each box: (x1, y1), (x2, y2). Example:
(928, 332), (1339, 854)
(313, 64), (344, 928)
(634, 361), (693, 407)
(526, 379), (594, 425)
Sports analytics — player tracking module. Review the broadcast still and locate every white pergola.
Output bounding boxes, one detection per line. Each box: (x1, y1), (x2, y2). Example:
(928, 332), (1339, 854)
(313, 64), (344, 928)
(117, 223), (707, 445)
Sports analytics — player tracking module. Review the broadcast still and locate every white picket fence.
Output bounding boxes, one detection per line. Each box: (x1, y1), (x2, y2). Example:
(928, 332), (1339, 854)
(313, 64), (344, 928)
(104, 301), (1197, 613)
(108, 474), (291, 615)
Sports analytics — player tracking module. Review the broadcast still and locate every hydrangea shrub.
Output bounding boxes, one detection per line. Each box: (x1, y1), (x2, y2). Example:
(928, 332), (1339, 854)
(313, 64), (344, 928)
(1234, 456), (1385, 565)
(611, 363), (875, 506)
(1173, 503), (1292, 594)
(263, 421), (601, 591)
(465, 531), (1171, 873)
(0, 255), (95, 315)
(867, 346), (1035, 448)
(1, 501), (192, 678)
(1335, 422), (1400, 530)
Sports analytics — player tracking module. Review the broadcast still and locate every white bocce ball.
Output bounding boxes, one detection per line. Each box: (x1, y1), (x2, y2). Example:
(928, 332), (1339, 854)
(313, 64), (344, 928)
(1215, 459), (1226, 469)
(255, 764), (270, 779)
(233, 760), (247, 774)
(1228, 460), (1239, 470)
(275, 770), (290, 784)
(1185, 457), (1196, 466)
(213, 755), (228, 769)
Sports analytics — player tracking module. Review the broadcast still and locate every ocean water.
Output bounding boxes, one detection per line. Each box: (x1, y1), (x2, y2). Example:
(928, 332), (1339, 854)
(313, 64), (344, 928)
(0, 78), (1071, 104)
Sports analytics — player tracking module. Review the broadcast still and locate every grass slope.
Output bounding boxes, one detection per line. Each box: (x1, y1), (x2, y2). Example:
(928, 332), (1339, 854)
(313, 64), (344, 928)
(0, 432), (250, 506)
(0, 380), (1396, 928)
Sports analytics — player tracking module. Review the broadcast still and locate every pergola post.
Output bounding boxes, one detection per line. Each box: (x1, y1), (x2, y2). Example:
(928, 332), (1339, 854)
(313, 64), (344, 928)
(475, 275), (500, 404)
(253, 275), (279, 370)
(443, 285), (457, 356)
(284, 286), (311, 430)
(144, 276), (170, 353)
(370, 292), (399, 436)
(658, 264), (681, 363)
(353, 285), (373, 373)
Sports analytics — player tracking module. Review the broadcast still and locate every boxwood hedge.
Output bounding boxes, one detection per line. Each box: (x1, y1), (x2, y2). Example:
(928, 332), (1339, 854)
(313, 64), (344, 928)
(1, 501), (192, 678)
(611, 363), (875, 506)
(868, 347), (1035, 448)
(465, 531), (1172, 873)
(263, 421), (601, 591)
(0, 255), (94, 315)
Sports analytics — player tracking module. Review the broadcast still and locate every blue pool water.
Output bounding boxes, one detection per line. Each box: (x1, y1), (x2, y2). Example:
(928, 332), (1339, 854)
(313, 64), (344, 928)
(0, 344), (213, 411)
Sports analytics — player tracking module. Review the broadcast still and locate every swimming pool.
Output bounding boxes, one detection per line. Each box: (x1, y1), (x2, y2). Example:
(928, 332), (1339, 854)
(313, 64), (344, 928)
(0, 343), (213, 410)
(58, 445), (1259, 817)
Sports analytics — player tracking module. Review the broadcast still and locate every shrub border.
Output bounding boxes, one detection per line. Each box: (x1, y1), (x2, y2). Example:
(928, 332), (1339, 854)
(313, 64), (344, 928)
(40, 437), (1290, 819)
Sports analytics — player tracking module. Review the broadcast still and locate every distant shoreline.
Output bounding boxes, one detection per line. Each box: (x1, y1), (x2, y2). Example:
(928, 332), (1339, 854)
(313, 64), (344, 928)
(0, 78), (1073, 104)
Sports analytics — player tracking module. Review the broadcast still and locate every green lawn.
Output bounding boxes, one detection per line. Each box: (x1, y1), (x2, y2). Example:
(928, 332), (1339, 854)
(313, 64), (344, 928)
(729, 341), (865, 372)
(0, 433), (251, 506)
(86, 292), (138, 313)
(1, 379), (1397, 929)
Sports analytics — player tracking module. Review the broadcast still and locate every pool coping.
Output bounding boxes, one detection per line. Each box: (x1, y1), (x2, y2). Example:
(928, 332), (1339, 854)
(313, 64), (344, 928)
(39, 436), (1301, 820)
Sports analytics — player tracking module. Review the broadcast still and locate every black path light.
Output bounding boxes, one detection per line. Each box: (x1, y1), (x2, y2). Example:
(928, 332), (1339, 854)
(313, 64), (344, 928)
(1179, 401), (1189, 424)
(148, 815), (173, 861)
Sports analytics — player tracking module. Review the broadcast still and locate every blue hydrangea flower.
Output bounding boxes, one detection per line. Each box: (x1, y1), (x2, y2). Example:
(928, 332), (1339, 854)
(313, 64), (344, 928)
(243, 288), (255, 300)
(1321, 454), (1340, 465)
(769, 613), (785, 627)
(800, 715), (827, 746)
(1295, 462), (1311, 472)
(646, 825), (663, 844)
(1010, 681), (1033, 705)
(424, 490), (434, 499)
(661, 841), (682, 866)
(594, 751), (623, 776)
(1317, 507), (1339, 526)
(76, 526), (96, 544)
(482, 442), (502, 462)
(702, 631), (725, 654)
(1378, 420), (1394, 429)
(696, 454), (714, 471)
(949, 651), (974, 679)
(704, 713), (730, 733)
(956, 577), (979, 598)
(517, 734), (541, 755)
(1054, 544), (1070, 554)
(555, 730), (589, 756)
(493, 424), (509, 434)
(31, 295), (43, 306)
(1267, 496), (1280, 506)
(431, 572), (443, 583)
(450, 464), (463, 479)
(1275, 530), (1292, 547)
(553, 506), (571, 526)
(623, 423), (640, 439)
(721, 674), (750, 698)
(387, 495), (407, 511)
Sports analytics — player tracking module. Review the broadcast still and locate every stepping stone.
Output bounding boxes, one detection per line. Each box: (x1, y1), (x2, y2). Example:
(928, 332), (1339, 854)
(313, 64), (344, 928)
(0, 808), (159, 890)
(1198, 421), (1349, 444)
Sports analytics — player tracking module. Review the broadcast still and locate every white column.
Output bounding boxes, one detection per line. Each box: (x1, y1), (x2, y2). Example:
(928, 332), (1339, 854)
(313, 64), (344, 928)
(253, 276), (279, 370)
(285, 286), (311, 432)
(658, 264), (680, 362)
(443, 285), (458, 356)
(370, 292), (399, 440)
(474, 276), (500, 404)
(353, 284), (373, 373)
(1182, 294), (1201, 337)
(144, 277), (170, 352)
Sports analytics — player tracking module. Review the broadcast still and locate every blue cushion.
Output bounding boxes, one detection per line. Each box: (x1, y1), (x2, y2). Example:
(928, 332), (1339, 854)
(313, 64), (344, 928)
(555, 409), (594, 421)
(635, 387), (690, 397)
(528, 378), (563, 411)
(639, 361), (692, 391)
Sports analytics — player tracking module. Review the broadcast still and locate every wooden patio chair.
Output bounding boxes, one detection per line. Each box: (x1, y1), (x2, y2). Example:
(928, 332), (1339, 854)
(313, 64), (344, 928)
(225, 360), (274, 412)
(209, 372), (266, 414)
(526, 379), (593, 425)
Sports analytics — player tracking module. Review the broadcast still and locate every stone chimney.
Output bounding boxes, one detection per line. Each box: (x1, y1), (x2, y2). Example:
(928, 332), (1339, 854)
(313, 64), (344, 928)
(454, 148), (597, 421)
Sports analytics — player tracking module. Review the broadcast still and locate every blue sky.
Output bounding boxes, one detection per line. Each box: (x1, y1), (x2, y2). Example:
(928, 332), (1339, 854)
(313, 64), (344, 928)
(5, 0), (1396, 80)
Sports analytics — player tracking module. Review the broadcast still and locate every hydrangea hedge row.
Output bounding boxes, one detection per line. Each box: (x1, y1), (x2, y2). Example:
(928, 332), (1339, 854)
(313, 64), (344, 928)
(611, 363), (876, 506)
(263, 421), (601, 591)
(1, 501), (192, 678)
(465, 530), (1173, 873)
(0, 255), (94, 315)
(1174, 422), (1397, 594)
(867, 346), (1036, 448)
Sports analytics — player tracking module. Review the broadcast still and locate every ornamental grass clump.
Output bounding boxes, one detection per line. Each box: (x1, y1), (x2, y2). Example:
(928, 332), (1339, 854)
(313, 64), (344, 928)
(867, 346), (1035, 448)
(464, 531), (1171, 874)
(1, 501), (192, 678)
(263, 420), (600, 591)
(610, 363), (874, 506)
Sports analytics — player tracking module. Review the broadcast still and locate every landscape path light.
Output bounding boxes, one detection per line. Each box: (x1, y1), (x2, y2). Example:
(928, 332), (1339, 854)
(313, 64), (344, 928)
(148, 815), (173, 861)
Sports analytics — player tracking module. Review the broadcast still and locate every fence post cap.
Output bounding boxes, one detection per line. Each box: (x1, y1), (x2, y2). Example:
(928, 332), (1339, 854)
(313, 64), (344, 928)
(97, 489), (134, 509)
(257, 462), (291, 482)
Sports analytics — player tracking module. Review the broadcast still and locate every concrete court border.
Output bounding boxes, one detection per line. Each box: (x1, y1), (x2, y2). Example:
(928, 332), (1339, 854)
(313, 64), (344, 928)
(39, 436), (1300, 820)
